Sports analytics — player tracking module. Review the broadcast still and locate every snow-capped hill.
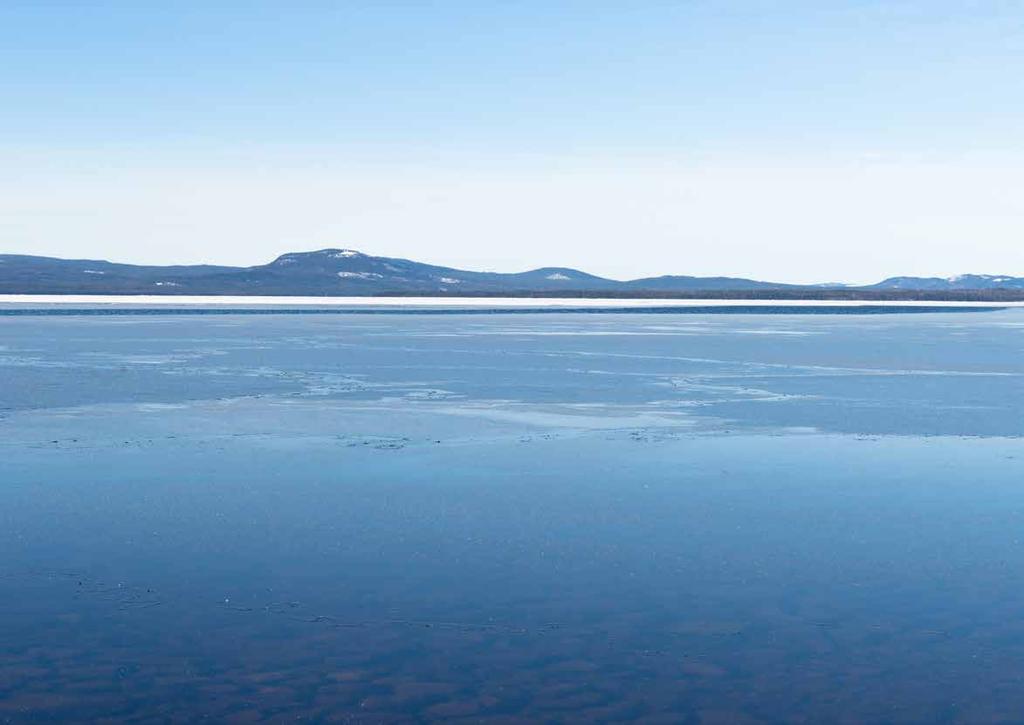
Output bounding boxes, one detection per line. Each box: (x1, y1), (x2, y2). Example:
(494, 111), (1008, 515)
(272, 249), (365, 264)
(255, 251), (612, 292)
(873, 274), (1024, 290)
(503, 267), (620, 289)
(529, 267), (584, 279)
(946, 274), (1024, 288)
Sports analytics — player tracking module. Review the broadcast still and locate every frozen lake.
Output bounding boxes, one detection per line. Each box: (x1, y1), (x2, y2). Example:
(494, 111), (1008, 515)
(2, 307), (1024, 721)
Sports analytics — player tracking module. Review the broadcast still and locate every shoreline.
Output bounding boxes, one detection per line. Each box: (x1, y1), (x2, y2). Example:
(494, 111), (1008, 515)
(2, 295), (1023, 309)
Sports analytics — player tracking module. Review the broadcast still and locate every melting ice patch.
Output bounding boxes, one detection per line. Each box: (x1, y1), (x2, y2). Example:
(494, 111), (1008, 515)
(434, 402), (694, 430)
(403, 389), (462, 400)
(726, 329), (820, 336)
(668, 378), (811, 403)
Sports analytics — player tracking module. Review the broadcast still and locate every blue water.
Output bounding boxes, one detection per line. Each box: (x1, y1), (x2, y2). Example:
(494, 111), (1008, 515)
(2, 310), (1024, 722)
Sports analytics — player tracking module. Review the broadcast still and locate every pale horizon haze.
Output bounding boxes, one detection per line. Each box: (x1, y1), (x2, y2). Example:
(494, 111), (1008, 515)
(2, 2), (1023, 284)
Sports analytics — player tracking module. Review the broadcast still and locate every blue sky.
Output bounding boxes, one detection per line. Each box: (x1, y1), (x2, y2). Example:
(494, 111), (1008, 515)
(2, 2), (1023, 282)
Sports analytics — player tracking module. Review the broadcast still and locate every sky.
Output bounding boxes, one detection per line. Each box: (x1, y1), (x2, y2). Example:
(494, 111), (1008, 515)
(1, 1), (1023, 283)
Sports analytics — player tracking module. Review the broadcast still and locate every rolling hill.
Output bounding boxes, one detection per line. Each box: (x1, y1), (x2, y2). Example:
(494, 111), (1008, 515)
(1, 248), (1022, 298)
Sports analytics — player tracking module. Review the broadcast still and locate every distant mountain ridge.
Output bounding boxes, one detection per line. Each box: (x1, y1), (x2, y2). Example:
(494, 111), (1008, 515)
(1, 248), (1022, 297)
(870, 274), (1024, 291)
